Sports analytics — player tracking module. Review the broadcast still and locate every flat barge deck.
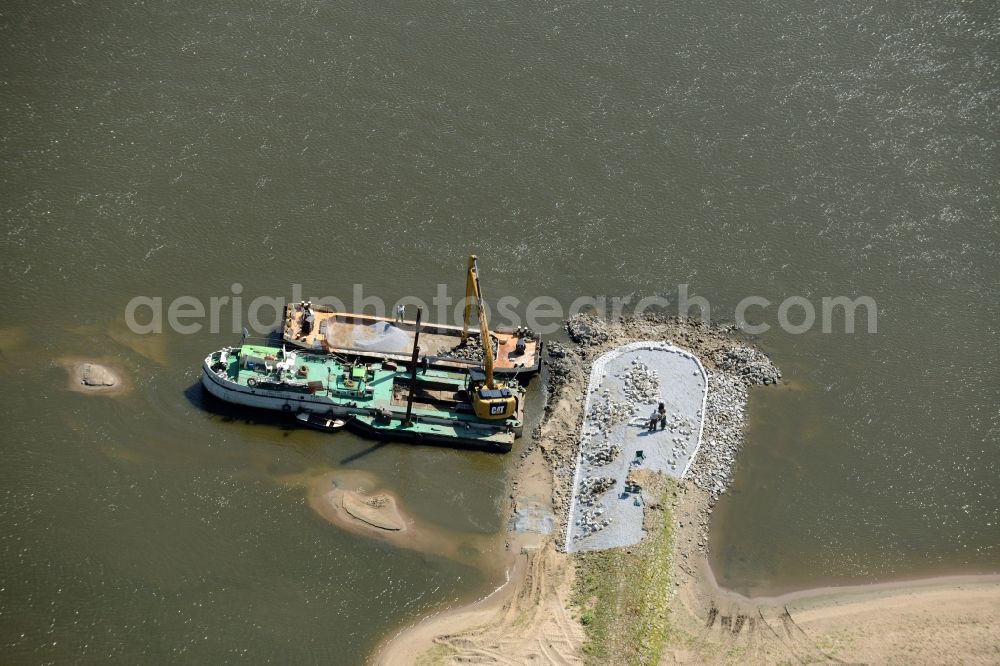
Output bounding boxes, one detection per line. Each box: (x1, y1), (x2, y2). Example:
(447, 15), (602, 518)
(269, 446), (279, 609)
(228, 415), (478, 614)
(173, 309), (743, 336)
(281, 304), (541, 379)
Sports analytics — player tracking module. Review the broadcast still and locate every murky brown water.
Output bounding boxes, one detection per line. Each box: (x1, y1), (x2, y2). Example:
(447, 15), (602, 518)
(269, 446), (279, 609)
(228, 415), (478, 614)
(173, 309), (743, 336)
(2, 0), (997, 660)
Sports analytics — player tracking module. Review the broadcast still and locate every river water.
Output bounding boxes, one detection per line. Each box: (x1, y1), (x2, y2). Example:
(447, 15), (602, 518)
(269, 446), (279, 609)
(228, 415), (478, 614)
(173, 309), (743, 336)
(1, 0), (997, 661)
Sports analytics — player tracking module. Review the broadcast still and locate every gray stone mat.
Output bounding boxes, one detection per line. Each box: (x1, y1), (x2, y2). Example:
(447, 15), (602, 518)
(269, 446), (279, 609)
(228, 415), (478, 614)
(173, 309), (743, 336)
(565, 342), (707, 553)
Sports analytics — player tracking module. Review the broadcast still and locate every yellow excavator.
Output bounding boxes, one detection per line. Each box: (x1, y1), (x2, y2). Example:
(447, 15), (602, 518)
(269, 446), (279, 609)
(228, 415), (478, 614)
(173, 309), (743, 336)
(462, 255), (519, 420)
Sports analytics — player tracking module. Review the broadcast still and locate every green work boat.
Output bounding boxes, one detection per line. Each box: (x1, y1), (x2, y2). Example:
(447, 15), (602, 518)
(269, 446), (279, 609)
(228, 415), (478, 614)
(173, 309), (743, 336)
(201, 343), (523, 452)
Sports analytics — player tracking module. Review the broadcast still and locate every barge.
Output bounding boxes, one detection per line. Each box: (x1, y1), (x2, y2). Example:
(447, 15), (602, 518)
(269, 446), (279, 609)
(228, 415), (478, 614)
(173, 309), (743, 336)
(280, 257), (541, 379)
(202, 256), (532, 452)
(201, 343), (523, 452)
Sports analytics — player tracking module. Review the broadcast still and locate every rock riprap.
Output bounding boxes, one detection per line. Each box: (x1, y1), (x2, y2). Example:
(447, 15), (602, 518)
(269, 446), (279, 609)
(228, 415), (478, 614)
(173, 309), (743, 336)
(565, 317), (610, 346)
(690, 346), (780, 503)
(714, 346), (781, 386)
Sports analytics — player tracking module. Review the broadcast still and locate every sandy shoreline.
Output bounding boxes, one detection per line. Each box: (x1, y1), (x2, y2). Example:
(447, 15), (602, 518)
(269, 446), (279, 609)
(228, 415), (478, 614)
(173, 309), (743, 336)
(374, 315), (1000, 665)
(372, 549), (528, 666)
(666, 481), (1000, 664)
(380, 473), (1000, 665)
(370, 441), (578, 666)
(751, 573), (1000, 616)
(703, 564), (1000, 607)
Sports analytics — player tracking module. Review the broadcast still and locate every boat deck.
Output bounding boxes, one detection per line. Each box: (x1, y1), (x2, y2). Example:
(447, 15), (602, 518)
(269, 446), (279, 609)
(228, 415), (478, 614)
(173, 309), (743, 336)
(210, 344), (520, 450)
(281, 306), (540, 375)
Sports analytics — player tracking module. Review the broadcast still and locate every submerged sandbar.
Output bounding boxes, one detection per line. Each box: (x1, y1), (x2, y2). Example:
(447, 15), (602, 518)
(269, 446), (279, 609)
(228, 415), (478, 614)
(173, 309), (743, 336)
(58, 357), (129, 396)
(284, 469), (503, 568)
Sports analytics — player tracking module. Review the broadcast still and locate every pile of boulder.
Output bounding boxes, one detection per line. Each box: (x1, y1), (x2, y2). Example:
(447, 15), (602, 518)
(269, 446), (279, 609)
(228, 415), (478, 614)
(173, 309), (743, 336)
(688, 372), (745, 501)
(440, 340), (486, 363)
(547, 341), (569, 358)
(579, 475), (616, 502)
(714, 346), (781, 386)
(586, 397), (634, 433)
(574, 504), (611, 539)
(622, 360), (660, 403)
(580, 435), (622, 466)
(565, 316), (610, 346)
(689, 346), (780, 503)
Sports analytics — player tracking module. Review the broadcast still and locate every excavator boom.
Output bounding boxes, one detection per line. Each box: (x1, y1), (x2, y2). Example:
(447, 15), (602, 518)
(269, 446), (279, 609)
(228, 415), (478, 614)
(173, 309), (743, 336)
(461, 254), (516, 420)
(463, 255), (495, 389)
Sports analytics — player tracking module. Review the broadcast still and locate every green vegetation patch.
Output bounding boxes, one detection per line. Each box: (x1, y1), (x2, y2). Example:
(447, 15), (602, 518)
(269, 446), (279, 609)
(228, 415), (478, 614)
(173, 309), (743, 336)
(414, 642), (457, 666)
(571, 475), (677, 666)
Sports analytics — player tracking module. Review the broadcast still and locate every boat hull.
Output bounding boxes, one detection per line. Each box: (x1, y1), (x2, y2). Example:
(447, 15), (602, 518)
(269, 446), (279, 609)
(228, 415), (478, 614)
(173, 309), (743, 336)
(200, 357), (514, 453)
(201, 359), (351, 417)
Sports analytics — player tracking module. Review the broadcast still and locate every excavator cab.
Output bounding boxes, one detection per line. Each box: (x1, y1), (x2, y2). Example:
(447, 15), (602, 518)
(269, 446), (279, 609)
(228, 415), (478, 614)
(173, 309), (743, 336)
(468, 368), (518, 419)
